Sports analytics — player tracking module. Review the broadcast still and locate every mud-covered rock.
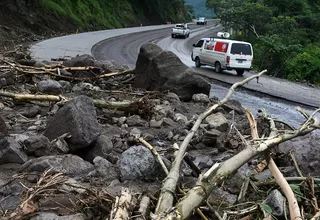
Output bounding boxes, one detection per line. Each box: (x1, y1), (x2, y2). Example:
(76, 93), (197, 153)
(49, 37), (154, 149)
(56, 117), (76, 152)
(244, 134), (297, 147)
(19, 155), (94, 175)
(23, 135), (51, 157)
(117, 145), (164, 181)
(37, 80), (63, 95)
(0, 137), (28, 164)
(205, 112), (229, 132)
(44, 95), (101, 152)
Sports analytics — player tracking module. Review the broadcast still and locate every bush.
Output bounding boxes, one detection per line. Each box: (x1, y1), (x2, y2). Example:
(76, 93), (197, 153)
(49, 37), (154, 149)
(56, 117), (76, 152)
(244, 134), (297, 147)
(285, 44), (320, 85)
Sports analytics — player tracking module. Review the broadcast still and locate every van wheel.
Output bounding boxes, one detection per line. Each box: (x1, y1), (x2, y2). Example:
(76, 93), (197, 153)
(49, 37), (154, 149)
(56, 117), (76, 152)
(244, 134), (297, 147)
(195, 57), (201, 68)
(215, 62), (222, 73)
(171, 34), (174, 38)
(236, 70), (244, 76)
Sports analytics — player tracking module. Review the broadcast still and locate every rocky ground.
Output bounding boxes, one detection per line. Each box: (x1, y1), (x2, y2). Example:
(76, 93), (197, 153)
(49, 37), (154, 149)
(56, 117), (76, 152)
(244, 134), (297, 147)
(0, 43), (319, 220)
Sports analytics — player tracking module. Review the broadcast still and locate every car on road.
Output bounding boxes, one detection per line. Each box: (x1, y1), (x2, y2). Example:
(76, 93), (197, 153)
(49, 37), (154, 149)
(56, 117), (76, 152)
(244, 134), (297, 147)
(197, 17), (207, 25)
(191, 37), (253, 76)
(171, 23), (190, 38)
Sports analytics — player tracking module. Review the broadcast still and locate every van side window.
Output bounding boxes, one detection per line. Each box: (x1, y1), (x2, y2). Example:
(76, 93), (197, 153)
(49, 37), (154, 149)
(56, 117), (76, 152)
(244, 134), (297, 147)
(195, 40), (204, 47)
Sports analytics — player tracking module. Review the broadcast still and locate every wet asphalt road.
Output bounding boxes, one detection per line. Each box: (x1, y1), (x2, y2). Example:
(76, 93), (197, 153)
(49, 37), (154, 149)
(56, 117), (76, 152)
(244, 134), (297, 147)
(30, 21), (320, 128)
(91, 21), (320, 127)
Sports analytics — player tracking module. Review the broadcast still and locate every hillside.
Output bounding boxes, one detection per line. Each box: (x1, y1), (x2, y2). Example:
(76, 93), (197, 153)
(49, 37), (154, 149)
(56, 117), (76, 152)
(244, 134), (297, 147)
(184, 0), (214, 18)
(0, 0), (191, 49)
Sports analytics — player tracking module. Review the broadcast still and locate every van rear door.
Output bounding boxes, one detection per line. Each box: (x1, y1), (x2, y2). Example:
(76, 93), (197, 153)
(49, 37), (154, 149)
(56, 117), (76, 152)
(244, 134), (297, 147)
(228, 43), (253, 69)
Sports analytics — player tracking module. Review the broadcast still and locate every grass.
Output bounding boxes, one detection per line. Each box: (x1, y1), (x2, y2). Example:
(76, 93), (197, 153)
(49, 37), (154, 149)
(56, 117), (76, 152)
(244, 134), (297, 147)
(38, 0), (136, 30)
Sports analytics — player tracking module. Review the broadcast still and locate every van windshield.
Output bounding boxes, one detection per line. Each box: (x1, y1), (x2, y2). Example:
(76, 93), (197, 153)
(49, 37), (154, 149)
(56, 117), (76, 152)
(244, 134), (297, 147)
(231, 43), (252, 55)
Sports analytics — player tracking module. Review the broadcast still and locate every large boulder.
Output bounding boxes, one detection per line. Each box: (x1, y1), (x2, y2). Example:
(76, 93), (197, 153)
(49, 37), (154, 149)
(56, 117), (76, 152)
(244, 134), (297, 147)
(278, 132), (320, 176)
(19, 155), (94, 175)
(44, 95), (101, 152)
(134, 43), (211, 101)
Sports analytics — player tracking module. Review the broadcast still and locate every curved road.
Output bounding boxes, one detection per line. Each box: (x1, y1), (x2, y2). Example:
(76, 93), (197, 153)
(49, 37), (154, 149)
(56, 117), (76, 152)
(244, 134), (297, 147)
(91, 22), (320, 110)
(30, 21), (320, 126)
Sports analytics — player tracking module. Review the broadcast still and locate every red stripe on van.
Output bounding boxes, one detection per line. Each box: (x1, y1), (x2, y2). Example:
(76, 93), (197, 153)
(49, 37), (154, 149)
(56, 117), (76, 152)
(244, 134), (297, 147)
(214, 42), (228, 53)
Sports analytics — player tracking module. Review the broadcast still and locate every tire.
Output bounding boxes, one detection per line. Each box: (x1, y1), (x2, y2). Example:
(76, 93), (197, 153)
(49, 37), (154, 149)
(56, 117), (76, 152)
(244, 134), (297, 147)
(195, 57), (201, 68)
(215, 62), (222, 73)
(171, 34), (174, 38)
(236, 70), (244, 76)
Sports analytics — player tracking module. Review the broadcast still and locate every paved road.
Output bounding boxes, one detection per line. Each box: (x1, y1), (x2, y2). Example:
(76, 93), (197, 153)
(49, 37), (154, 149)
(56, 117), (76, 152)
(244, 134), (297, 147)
(30, 22), (320, 108)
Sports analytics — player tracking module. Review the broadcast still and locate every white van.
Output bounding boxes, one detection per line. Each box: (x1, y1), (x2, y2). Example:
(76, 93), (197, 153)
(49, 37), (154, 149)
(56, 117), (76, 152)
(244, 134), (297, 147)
(191, 37), (253, 76)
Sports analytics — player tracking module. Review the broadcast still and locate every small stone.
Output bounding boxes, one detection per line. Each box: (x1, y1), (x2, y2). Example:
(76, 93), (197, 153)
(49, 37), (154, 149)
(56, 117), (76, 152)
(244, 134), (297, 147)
(205, 112), (229, 132)
(264, 189), (285, 217)
(192, 93), (210, 103)
(174, 113), (188, 124)
(150, 119), (163, 128)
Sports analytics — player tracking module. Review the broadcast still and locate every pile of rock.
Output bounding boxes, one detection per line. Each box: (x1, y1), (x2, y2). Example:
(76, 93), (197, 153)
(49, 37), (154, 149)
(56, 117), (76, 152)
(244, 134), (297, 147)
(0, 43), (319, 219)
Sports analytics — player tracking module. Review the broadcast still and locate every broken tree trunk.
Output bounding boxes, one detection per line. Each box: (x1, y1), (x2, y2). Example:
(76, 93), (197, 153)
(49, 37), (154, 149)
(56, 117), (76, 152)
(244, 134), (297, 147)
(0, 91), (138, 111)
(154, 70), (267, 214)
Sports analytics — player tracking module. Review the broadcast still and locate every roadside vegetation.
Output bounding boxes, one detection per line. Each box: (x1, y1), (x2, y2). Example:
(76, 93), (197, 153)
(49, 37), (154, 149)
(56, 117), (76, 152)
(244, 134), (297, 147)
(38, 0), (190, 30)
(206, 0), (320, 85)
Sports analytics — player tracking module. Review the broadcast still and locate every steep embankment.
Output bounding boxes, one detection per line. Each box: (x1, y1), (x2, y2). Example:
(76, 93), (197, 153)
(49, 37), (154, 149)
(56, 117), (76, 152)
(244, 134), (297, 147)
(0, 0), (191, 48)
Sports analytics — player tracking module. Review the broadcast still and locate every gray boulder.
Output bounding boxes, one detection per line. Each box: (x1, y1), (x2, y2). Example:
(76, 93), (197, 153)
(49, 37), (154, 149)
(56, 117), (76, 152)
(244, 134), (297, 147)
(37, 80), (63, 95)
(117, 145), (164, 181)
(85, 135), (114, 161)
(23, 135), (51, 157)
(0, 137), (28, 164)
(278, 132), (320, 176)
(134, 43), (211, 101)
(19, 155), (94, 175)
(44, 95), (101, 152)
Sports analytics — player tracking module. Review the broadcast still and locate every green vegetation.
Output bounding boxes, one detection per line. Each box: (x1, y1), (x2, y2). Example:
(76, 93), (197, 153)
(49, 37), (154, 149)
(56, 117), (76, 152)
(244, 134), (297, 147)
(37, 0), (191, 31)
(206, 0), (320, 85)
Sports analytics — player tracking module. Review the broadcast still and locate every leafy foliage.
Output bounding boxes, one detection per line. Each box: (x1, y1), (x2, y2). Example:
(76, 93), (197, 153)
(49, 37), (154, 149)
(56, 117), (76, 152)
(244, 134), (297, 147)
(206, 0), (320, 84)
(37, 0), (191, 31)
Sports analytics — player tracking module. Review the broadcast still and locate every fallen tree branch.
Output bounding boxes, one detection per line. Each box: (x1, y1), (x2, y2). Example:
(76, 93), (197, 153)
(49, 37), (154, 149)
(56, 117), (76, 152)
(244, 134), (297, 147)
(155, 108), (319, 218)
(260, 108), (302, 220)
(154, 70), (267, 215)
(0, 58), (133, 80)
(255, 177), (320, 186)
(0, 90), (141, 111)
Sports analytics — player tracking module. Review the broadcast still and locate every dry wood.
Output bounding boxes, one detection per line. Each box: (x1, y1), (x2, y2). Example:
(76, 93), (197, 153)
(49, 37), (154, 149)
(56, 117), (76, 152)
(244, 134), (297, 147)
(154, 109), (319, 219)
(154, 70), (268, 215)
(290, 151), (304, 177)
(138, 137), (169, 174)
(135, 196), (151, 220)
(255, 177), (320, 186)
(261, 108), (302, 220)
(0, 91), (141, 111)
(1, 58), (133, 80)
(109, 187), (133, 220)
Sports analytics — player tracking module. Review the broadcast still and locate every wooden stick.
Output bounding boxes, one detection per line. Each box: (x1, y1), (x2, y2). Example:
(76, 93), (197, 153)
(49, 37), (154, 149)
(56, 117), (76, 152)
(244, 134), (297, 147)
(109, 187), (133, 220)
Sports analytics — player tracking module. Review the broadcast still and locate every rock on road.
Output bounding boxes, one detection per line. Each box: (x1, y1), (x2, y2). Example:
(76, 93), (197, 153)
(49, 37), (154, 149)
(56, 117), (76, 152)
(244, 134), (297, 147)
(29, 22), (320, 108)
